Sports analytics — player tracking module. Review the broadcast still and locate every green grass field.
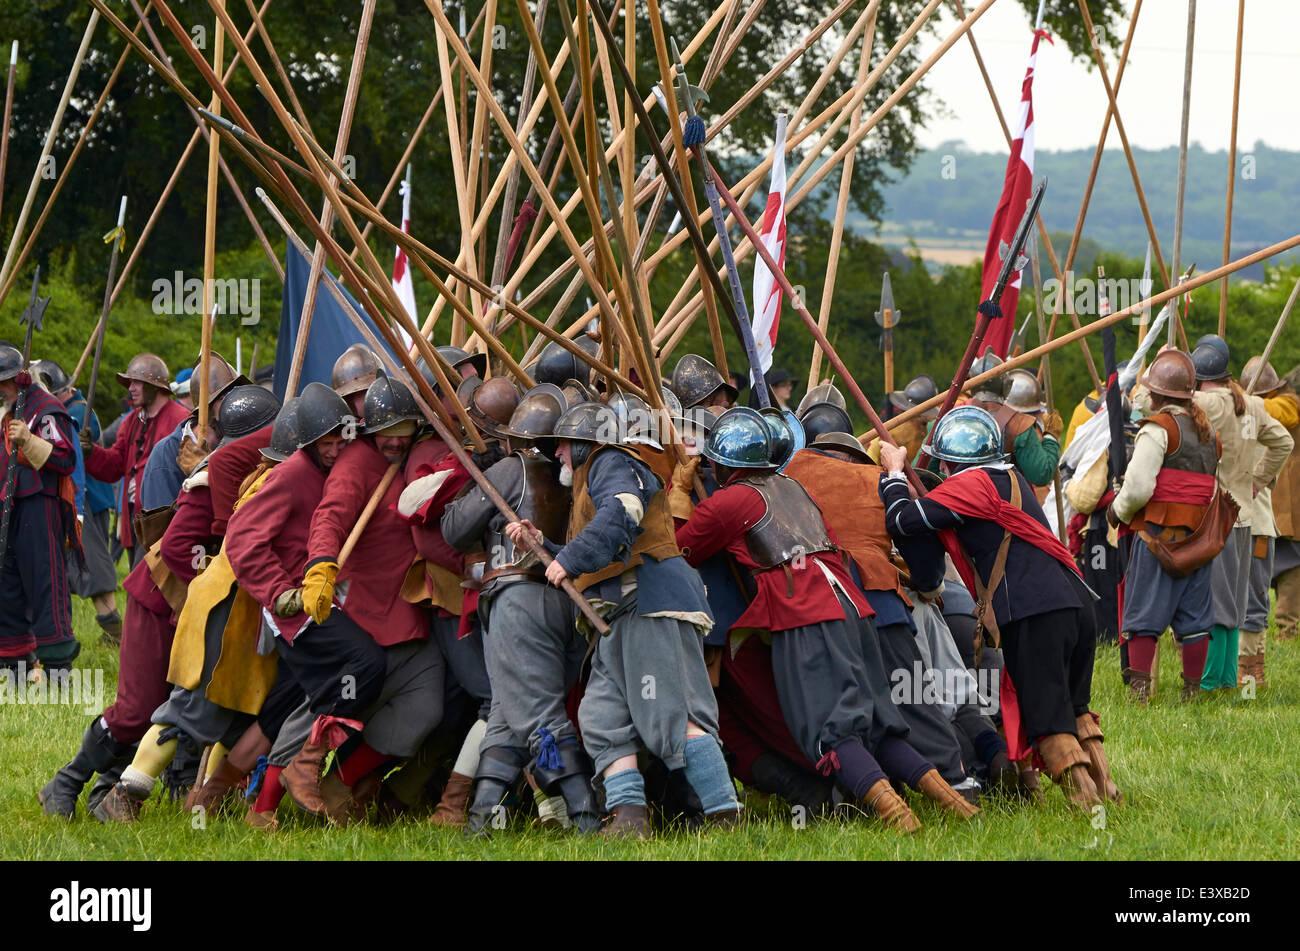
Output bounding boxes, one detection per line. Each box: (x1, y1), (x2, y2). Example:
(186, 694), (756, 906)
(3, 591), (1298, 861)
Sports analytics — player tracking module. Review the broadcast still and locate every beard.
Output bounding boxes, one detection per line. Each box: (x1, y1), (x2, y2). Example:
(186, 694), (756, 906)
(559, 463), (574, 487)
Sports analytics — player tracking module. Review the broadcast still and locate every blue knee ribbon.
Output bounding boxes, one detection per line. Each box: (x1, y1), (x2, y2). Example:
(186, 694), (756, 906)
(244, 755), (269, 800)
(535, 728), (562, 771)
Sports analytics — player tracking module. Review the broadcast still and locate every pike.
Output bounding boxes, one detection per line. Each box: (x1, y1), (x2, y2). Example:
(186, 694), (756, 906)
(0, 267), (52, 584)
(875, 272), (899, 399)
(1006, 309), (1034, 358)
(665, 36), (769, 409)
(919, 177), (1046, 468)
(84, 197), (129, 424)
(0, 42), (16, 228)
(1245, 273), (1300, 397)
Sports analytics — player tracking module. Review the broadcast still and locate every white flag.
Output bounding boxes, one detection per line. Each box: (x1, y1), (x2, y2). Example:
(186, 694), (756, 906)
(751, 114), (787, 375)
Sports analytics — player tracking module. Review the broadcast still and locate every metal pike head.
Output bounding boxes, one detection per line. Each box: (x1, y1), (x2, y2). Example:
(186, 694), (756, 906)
(20, 267), (49, 334)
(874, 272), (898, 328)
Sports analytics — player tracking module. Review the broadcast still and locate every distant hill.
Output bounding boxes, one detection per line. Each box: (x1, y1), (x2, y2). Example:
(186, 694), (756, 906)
(855, 141), (1299, 277)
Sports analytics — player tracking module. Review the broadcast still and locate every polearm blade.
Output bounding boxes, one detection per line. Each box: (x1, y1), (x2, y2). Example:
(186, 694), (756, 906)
(920, 177), (1047, 468)
(0, 265), (50, 583)
(665, 36), (769, 408)
(85, 196), (128, 418)
(874, 272), (898, 399)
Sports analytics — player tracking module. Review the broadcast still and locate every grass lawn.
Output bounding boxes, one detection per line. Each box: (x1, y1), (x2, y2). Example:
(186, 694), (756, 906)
(2, 589), (1298, 861)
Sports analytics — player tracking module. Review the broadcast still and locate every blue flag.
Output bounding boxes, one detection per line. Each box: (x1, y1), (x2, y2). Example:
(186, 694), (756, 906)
(273, 242), (401, 402)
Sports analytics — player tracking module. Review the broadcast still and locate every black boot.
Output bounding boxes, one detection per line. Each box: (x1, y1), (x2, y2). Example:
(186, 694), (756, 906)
(38, 717), (133, 819)
(750, 752), (834, 816)
(532, 738), (601, 834)
(463, 746), (529, 839)
(96, 610), (123, 647)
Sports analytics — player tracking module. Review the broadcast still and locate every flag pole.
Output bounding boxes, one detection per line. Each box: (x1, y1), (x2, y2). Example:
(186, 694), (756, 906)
(1218, 0), (1244, 336)
(1169, 0), (1196, 347)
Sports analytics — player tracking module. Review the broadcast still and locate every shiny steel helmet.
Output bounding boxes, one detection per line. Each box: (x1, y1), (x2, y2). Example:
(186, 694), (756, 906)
(1191, 342), (1230, 382)
(559, 377), (600, 407)
(261, 397), (301, 463)
(1143, 350), (1197, 400)
(216, 385), (282, 446)
(31, 358), (70, 394)
(758, 407), (802, 469)
(331, 344), (383, 398)
(798, 401), (853, 442)
(968, 348), (1006, 402)
(437, 344), (487, 380)
(1241, 356), (1282, 395)
(363, 371), (423, 435)
(554, 401), (620, 446)
(116, 352), (170, 389)
(535, 336), (598, 387)
(797, 382), (846, 417)
(671, 353), (737, 410)
(0, 345), (24, 383)
(295, 381), (352, 447)
(887, 374), (939, 418)
(605, 391), (663, 452)
(702, 406), (773, 470)
(923, 406), (1005, 465)
(1003, 368), (1046, 414)
(504, 384), (568, 440)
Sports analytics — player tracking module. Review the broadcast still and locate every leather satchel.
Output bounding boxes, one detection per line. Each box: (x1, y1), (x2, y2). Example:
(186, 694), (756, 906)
(1138, 489), (1240, 578)
(132, 504), (176, 551)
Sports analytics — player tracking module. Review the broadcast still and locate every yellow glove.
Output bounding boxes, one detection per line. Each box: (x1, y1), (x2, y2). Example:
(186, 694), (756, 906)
(273, 588), (304, 618)
(667, 455), (701, 520)
(176, 434), (208, 476)
(1043, 410), (1064, 439)
(301, 558), (339, 625)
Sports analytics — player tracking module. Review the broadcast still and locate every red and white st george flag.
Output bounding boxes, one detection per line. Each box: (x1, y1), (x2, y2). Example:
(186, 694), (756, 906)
(751, 113), (788, 375)
(980, 27), (1050, 357)
(391, 165), (416, 349)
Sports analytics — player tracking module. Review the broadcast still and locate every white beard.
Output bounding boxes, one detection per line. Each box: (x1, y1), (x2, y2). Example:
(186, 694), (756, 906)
(559, 463), (574, 487)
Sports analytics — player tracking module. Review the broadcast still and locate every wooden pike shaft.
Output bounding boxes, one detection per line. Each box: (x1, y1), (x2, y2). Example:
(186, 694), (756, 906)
(1169, 0), (1196, 347)
(705, 155), (924, 494)
(338, 462), (400, 567)
(883, 231), (1300, 433)
(1219, 0), (1244, 336)
(0, 43), (16, 230)
(1246, 276), (1300, 396)
(197, 0), (225, 444)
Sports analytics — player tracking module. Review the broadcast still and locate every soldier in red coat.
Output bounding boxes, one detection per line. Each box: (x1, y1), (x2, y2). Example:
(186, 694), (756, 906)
(82, 353), (189, 565)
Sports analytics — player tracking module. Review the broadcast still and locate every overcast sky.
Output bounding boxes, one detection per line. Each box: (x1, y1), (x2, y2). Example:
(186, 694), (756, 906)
(913, 0), (1298, 153)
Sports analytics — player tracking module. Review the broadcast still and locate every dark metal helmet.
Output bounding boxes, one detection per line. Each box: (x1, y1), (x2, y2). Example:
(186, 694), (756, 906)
(560, 377), (599, 407)
(458, 375), (520, 439)
(1192, 342), (1231, 382)
(703, 406), (773, 470)
(217, 385), (282, 445)
(504, 384), (567, 440)
(797, 382), (846, 417)
(535, 335), (598, 387)
(923, 406), (1004, 465)
(554, 401), (621, 447)
(606, 391), (663, 452)
(1003, 368), (1046, 414)
(0, 345), (23, 382)
(437, 344), (487, 380)
(295, 381), (352, 447)
(31, 358), (70, 394)
(261, 397), (301, 463)
(331, 344), (383, 398)
(1242, 356), (1282, 395)
(671, 353), (737, 409)
(1195, 334), (1230, 360)
(363, 371), (423, 435)
(798, 401), (853, 442)
(888, 374), (938, 417)
(1143, 350), (1196, 400)
(810, 430), (872, 464)
(116, 352), (170, 389)
(968, 347), (1006, 401)
(758, 407), (797, 469)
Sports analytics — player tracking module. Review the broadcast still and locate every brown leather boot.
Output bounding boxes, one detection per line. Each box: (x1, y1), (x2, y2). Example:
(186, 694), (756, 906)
(600, 804), (650, 839)
(704, 808), (745, 831)
(1238, 654), (1266, 689)
(863, 778), (922, 834)
(187, 758), (245, 816)
(915, 769), (981, 819)
(318, 770), (358, 826)
(91, 781), (148, 823)
(1125, 668), (1151, 705)
(1181, 675), (1202, 702)
(1017, 764), (1046, 804)
(244, 806), (279, 832)
(1075, 714), (1121, 804)
(430, 771), (473, 827)
(281, 740), (329, 817)
(1037, 733), (1102, 810)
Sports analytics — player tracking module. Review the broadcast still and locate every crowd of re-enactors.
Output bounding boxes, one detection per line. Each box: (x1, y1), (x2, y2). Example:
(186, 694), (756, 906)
(1, 327), (1292, 840)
